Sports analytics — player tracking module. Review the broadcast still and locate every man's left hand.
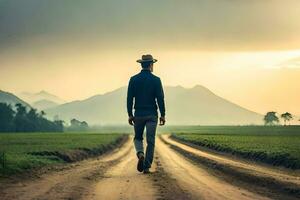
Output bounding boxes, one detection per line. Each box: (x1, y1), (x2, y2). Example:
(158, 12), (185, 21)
(128, 116), (134, 126)
(159, 116), (166, 126)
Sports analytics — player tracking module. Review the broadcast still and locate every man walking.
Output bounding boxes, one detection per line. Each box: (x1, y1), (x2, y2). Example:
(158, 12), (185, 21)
(127, 54), (166, 174)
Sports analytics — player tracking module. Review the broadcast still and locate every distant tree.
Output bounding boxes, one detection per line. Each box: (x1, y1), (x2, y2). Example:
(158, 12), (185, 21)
(0, 103), (63, 132)
(264, 111), (279, 125)
(70, 118), (81, 128)
(280, 112), (293, 126)
(0, 103), (15, 132)
(70, 119), (89, 131)
(15, 103), (26, 115)
(80, 121), (89, 129)
(40, 110), (46, 117)
(14, 103), (30, 132)
(53, 120), (64, 132)
(27, 108), (39, 131)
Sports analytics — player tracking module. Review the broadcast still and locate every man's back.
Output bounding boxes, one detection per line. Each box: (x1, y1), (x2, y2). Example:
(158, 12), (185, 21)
(127, 69), (165, 117)
(127, 54), (165, 174)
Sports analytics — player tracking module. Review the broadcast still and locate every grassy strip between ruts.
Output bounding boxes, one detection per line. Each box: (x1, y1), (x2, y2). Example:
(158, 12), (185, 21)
(171, 132), (300, 169)
(0, 133), (128, 177)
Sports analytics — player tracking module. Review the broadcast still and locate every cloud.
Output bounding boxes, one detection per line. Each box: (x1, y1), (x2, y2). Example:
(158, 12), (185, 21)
(275, 56), (300, 69)
(1, 0), (300, 51)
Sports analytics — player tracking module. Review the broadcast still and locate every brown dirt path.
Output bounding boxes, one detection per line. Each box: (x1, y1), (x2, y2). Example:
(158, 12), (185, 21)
(155, 136), (272, 200)
(0, 138), (133, 200)
(2, 134), (299, 200)
(90, 146), (157, 200)
(164, 134), (300, 185)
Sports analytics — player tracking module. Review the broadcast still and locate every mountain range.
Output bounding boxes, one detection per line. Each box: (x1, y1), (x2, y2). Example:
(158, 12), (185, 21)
(0, 90), (31, 108)
(18, 90), (65, 110)
(0, 86), (263, 125)
(31, 99), (59, 110)
(44, 85), (263, 125)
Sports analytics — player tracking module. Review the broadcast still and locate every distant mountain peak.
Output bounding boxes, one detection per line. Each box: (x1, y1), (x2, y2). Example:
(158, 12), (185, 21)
(32, 99), (59, 110)
(19, 90), (65, 105)
(36, 90), (49, 95)
(192, 84), (205, 89)
(34, 99), (56, 104)
(168, 85), (208, 90)
(0, 90), (31, 107)
(45, 85), (262, 125)
(190, 84), (214, 94)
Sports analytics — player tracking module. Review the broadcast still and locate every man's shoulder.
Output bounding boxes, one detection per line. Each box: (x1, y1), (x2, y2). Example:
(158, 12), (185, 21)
(151, 74), (161, 83)
(151, 73), (160, 79)
(130, 72), (161, 82)
(130, 73), (141, 81)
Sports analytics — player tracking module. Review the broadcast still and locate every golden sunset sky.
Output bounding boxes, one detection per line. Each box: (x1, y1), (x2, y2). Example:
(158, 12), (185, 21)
(1, 0), (300, 115)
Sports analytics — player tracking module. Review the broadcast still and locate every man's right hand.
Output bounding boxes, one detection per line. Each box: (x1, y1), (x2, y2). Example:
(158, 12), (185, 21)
(128, 116), (134, 126)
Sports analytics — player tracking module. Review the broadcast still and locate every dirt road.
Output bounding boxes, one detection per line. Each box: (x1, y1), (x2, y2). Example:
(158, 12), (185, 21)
(0, 139), (133, 200)
(1, 135), (299, 200)
(155, 136), (271, 200)
(90, 145), (157, 200)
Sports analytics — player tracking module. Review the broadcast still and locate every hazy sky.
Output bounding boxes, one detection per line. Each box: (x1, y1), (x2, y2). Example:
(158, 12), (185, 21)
(1, 0), (300, 115)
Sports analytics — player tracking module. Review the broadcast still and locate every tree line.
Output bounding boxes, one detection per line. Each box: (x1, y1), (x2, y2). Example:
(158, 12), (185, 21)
(0, 103), (63, 132)
(67, 118), (89, 131)
(264, 111), (295, 126)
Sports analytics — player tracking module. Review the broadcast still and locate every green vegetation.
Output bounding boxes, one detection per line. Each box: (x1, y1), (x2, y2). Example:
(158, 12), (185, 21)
(264, 111), (279, 125)
(0, 133), (126, 176)
(67, 118), (89, 131)
(0, 103), (63, 132)
(162, 125), (300, 135)
(281, 112), (293, 126)
(263, 111), (295, 126)
(170, 126), (300, 169)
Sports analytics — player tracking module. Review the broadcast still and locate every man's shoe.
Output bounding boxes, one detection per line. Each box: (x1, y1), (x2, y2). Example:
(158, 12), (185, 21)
(137, 154), (144, 172)
(143, 168), (150, 174)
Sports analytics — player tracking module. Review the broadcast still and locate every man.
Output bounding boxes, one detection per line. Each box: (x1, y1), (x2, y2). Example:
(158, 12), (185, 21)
(127, 54), (166, 174)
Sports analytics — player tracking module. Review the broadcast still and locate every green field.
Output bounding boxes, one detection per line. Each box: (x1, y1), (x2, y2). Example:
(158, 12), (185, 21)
(170, 126), (300, 169)
(163, 125), (300, 135)
(0, 133), (127, 176)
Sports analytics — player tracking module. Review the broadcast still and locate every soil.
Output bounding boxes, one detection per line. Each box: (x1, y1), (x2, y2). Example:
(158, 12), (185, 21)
(1, 135), (299, 200)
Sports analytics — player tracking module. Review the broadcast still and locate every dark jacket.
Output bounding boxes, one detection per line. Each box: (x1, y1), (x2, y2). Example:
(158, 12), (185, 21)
(127, 69), (165, 117)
